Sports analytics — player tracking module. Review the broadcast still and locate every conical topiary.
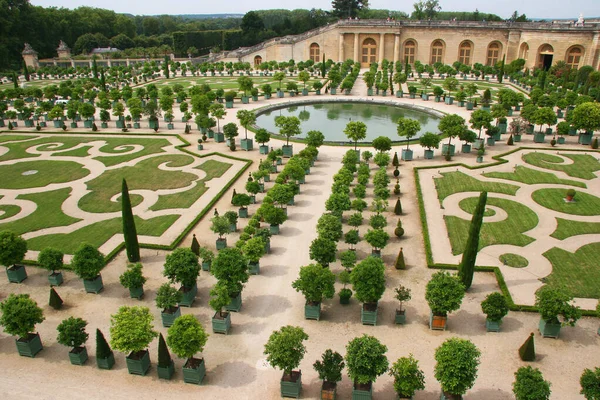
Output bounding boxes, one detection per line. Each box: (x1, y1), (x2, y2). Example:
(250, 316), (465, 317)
(157, 333), (172, 368)
(231, 188), (237, 204)
(191, 234), (200, 256)
(395, 248), (406, 270)
(122, 179), (140, 262)
(592, 138), (599, 150)
(8, 121), (13, 130)
(96, 329), (113, 359)
(507, 134), (514, 145)
(392, 152), (399, 167)
(49, 287), (63, 310)
(394, 179), (400, 195)
(458, 191), (487, 290)
(394, 198), (402, 215)
(394, 220), (405, 237)
(518, 332), (535, 361)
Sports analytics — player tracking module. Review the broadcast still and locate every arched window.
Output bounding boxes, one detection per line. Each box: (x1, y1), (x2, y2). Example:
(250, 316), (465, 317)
(519, 42), (529, 60)
(403, 40), (416, 64)
(310, 43), (320, 63)
(458, 41), (472, 65)
(430, 40), (444, 64)
(362, 38), (377, 65)
(254, 55), (262, 67)
(566, 46), (583, 69)
(537, 44), (554, 69)
(487, 42), (502, 66)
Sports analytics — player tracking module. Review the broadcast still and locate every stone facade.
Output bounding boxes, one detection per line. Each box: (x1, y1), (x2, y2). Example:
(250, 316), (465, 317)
(216, 20), (600, 70)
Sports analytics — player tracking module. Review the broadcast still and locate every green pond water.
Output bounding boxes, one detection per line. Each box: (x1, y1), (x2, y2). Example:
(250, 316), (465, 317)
(255, 102), (440, 143)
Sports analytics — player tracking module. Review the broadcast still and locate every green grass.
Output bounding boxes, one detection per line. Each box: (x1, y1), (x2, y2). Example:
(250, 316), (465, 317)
(522, 153), (600, 180)
(0, 204), (21, 220)
(434, 171), (519, 202)
(551, 218), (600, 240)
(543, 243), (600, 298)
(499, 253), (529, 268)
(0, 188), (81, 235)
(458, 198), (496, 217)
(532, 188), (600, 216)
(0, 160), (89, 189)
(483, 166), (586, 188)
(78, 154), (198, 213)
(26, 214), (179, 253)
(0, 135), (33, 143)
(445, 197), (538, 255)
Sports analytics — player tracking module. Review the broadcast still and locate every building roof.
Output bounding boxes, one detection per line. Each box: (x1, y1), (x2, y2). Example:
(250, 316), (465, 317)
(91, 47), (120, 54)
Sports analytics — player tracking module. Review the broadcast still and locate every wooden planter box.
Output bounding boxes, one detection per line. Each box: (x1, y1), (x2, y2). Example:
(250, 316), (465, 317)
(48, 271), (63, 286)
(229, 223), (237, 233)
(249, 261), (260, 275)
(83, 274), (104, 294)
(424, 149), (434, 159)
(442, 144), (455, 156)
(226, 292), (242, 312)
(321, 381), (337, 400)
(281, 371), (302, 398)
(179, 284), (198, 307)
(238, 207), (248, 218)
(6, 264), (27, 283)
(579, 134), (593, 145)
(96, 352), (115, 370)
(212, 311), (231, 334)
(352, 382), (373, 400)
(16, 333), (43, 358)
(282, 144), (293, 158)
(126, 350), (151, 376)
(305, 302), (321, 320)
(558, 136), (566, 144)
(241, 138), (253, 151)
(161, 306), (181, 327)
(214, 132), (225, 143)
(128, 286), (144, 299)
(270, 224), (280, 235)
(539, 318), (561, 338)
(429, 313), (447, 330)
(395, 309), (407, 325)
(69, 346), (89, 365)
(401, 149), (413, 161)
(157, 359), (175, 380)
(461, 144), (471, 153)
(361, 303), (378, 326)
(216, 238), (227, 250)
(202, 261), (211, 271)
(534, 133), (545, 143)
(183, 358), (206, 385)
(259, 145), (269, 154)
(486, 319), (501, 332)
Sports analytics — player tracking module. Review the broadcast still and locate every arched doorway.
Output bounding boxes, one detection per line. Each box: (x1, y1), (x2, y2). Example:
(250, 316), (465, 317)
(566, 46), (584, 69)
(309, 43), (320, 62)
(458, 41), (473, 65)
(361, 38), (377, 67)
(430, 40), (444, 64)
(537, 44), (554, 70)
(254, 55), (262, 67)
(487, 42), (502, 66)
(403, 40), (416, 64)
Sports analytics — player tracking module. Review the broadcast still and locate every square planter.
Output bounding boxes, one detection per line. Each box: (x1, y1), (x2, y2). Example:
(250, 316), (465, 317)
(305, 302), (321, 320)
(395, 310), (407, 325)
(270, 224), (280, 235)
(101, 122), (108, 128)
(216, 238), (227, 250)
(352, 382), (373, 400)
(401, 149), (413, 161)
(226, 292), (242, 312)
(83, 275), (104, 293)
(48, 271), (63, 286)
(461, 144), (472, 153)
(238, 207), (248, 218)
(321, 382), (337, 400)
(16, 333), (43, 358)
(241, 138), (253, 151)
(539, 318), (561, 338)
(361, 303), (378, 326)
(128, 286), (144, 299)
(96, 352), (115, 370)
(579, 134), (593, 145)
(53, 120), (63, 128)
(445, 97), (454, 105)
(126, 350), (151, 376)
(282, 144), (293, 158)
(6, 264), (27, 283)
(161, 306), (181, 327)
(83, 120), (93, 128)
(229, 223), (237, 233)
(214, 132), (225, 143)
(212, 311), (232, 334)
(486, 137), (496, 146)
(202, 261), (211, 271)
(330, 88), (337, 95)
(241, 96), (249, 104)
(157, 359), (175, 379)
(473, 139), (484, 150)
(249, 262), (260, 275)
(179, 284), (198, 307)
(514, 134), (522, 142)
(534, 133), (545, 143)
(225, 101), (233, 108)
(424, 149), (434, 159)
(259, 145), (269, 154)
(69, 346), (89, 365)
(557, 136), (565, 144)
(486, 319), (501, 332)
(429, 312), (447, 331)
(116, 120), (125, 128)
(281, 371), (302, 398)
(183, 358), (206, 385)
(498, 123), (507, 134)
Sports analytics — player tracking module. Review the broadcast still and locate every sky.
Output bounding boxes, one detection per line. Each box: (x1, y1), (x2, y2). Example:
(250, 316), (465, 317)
(28, 0), (598, 19)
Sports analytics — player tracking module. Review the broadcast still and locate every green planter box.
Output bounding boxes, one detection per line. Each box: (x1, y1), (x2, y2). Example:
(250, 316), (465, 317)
(486, 319), (501, 332)
(367, 88), (374, 96)
(16, 333), (43, 358)
(476, 156), (484, 163)
(424, 149), (434, 159)
(277, 157), (283, 165)
(69, 346), (89, 365)
(281, 372), (302, 398)
(161, 306), (181, 327)
(352, 383), (373, 400)
(473, 139), (484, 150)
(116, 120), (125, 128)
(133, 122), (140, 129)
(241, 138), (253, 151)
(212, 312), (231, 334)
(557, 136), (566, 144)
(514, 134), (522, 142)
(282, 144), (293, 158)
(238, 207), (248, 218)
(526, 125), (535, 134)
(179, 284), (198, 307)
(129, 286), (144, 299)
(445, 97), (454, 105)
(202, 261), (211, 271)
(6, 265), (27, 283)
(579, 134), (593, 145)
(149, 120), (158, 130)
(539, 318), (561, 338)
(302, 89), (309, 96)
(126, 350), (151, 376)
(225, 101), (233, 108)
(183, 358), (206, 384)
(401, 149), (413, 161)
(226, 292), (242, 312)
(70, 122), (78, 129)
(53, 120), (63, 128)
(421, 94), (429, 101)
(493, 132), (502, 141)
(96, 352), (115, 370)
(25, 120), (34, 127)
(241, 96), (249, 104)
(215, 132), (225, 143)
(249, 261), (260, 275)
(395, 310), (407, 325)
(534, 133), (545, 143)
(486, 137), (496, 146)
(361, 303), (378, 326)
(259, 145), (269, 154)
(83, 120), (93, 128)
(229, 223), (237, 233)
(157, 360), (175, 379)
(167, 123), (174, 130)
(568, 128), (577, 136)
(305, 303), (321, 320)
(48, 271), (63, 286)
(216, 238), (227, 250)
(330, 88), (337, 95)
(498, 123), (507, 134)
(461, 144), (471, 153)
(277, 91), (285, 98)
(252, 95), (259, 101)
(83, 275), (104, 294)
(270, 224), (280, 235)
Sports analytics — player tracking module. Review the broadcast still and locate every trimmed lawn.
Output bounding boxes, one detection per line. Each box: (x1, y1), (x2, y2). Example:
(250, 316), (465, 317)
(483, 166), (586, 188)
(532, 188), (600, 216)
(0, 160), (90, 189)
(499, 253), (529, 268)
(458, 198), (496, 217)
(445, 197), (538, 255)
(0, 135), (33, 143)
(551, 218), (600, 240)
(522, 152), (600, 180)
(0, 204), (21, 220)
(543, 243), (600, 298)
(434, 171), (519, 202)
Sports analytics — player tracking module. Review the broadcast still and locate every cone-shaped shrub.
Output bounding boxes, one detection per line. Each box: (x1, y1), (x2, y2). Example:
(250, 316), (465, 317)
(191, 234), (200, 256)
(458, 191), (487, 290)
(394, 220), (404, 237)
(392, 152), (399, 167)
(395, 248), (406, 270)
(96, 329), (113, 359)
(394, 198), (402, 215)
(592, 138), (599, 149)
(122, 179), (140, 262)
(49, 287), (63, 310)
(518, 332), (535, 361)
(157, 333), (172, 367)
(507, 134), (514, 145)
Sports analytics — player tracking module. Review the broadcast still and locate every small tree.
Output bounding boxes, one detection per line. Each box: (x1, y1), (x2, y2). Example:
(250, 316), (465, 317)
(397, 118), (421, 151)
(317, 213), (343, 242)
(535, 286), (581, 326)
(434, 338), (481, 397)
(0, 230), (27, 267)
(419, 132), (442, 151)
(223, 122), (239, 146)
(156, 283), (182, 312)
(345, 334), (389, 386)
(210, 247), (249, 295)
(313, 349), (345, 386)
(71, 243), (104, 280)
(56, 317), (88, 349)
(0, 293), (45, 339)
(580, 367), (600, 400)
(394, 285), (411, 313)
(210, 214), (231, 240)
(242, 237), (265, 264)
(236, 109), (256, 140)
(344, 121), (367, 151)
(481, 292), (509, 322)
(425, 271), (465, 317)
(309, 237), (337, 267)
(119, 262), (147, 289)
(438, 114), (466, 149)
(389, 354), (426, 399)
(306, 130), (325, 148)
(513, 366), (551, 400)
(275, 115), (301, 146)
(110, 306), (158, 356)
(470, 110), (493, 139)
(37, 247), (63, 275)
(209, 281), (231, 317)
(292, 263), (336, 305)
(344, 229), (360, 250)
(350, 257), (386, 305)
(163, 248), (200, 289)
(364, 229), (390, 253)
(264, 326), (309, 379)
(167, 314), (208, 367)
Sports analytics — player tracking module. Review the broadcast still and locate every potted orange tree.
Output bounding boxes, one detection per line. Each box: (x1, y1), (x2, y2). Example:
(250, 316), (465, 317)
(167, 315), (209, 384)
(38, 247), (64, 286)
(394, 285), (412, 325)
(351, 257), (386, 325)
(292, 263), (336, 321)
(264, 325), (309, 398)
(313, 349), (345, 400)
(481, 292), (509, 332)
(56, 317), (89, 365)
(0, 230), (28, 283)
(389, 354), (426, 399)
(345, 334), (389, 400)
(156, 283), (182, 327)
(119, 262), (147, 299)
(0, 293), (45, 357)
(163, 248), (200, 307)
(210, 282), (232, 334)
(71, 243), (105, 294)
(425, 271), (465, 330)
(435, 338), (481, 400)
(210, 247), (249, 312)
(535, 286), (581, 338)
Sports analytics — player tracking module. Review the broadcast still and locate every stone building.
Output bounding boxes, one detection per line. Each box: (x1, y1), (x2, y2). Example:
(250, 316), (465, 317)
(215, 19), (600, 70)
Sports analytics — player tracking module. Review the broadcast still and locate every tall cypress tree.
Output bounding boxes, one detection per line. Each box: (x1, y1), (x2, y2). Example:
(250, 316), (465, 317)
(498, 55), (506, 84)
(321, 54), (326, 78)
(23, 60), (30, 82)
(164, 55), (170, 79)
(458, 191), (487, 290)
(92, 58), (98, 80)
(191, 234), (200, 256)
(12, 72), (18, 89)
(122, 179), (140, 262)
